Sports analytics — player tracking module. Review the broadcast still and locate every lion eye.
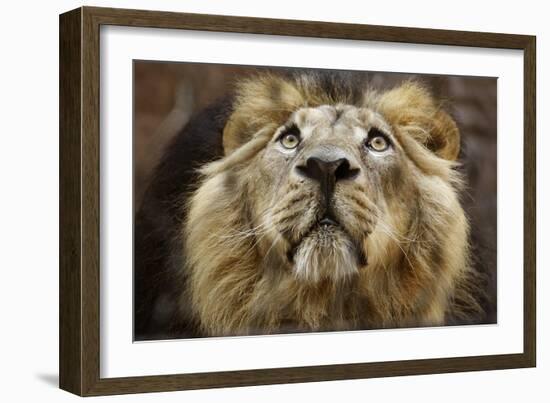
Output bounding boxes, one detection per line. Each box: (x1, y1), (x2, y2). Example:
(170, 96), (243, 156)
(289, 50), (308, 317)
(280, 133), (300, 149)
(366, 129), (390, 152)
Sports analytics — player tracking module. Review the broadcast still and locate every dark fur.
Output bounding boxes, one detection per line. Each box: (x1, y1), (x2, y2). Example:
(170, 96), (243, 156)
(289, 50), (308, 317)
(134, 100), (229, 340)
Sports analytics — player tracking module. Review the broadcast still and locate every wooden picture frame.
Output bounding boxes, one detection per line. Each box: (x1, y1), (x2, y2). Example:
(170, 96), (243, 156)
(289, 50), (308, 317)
(59, 6), (536, 396)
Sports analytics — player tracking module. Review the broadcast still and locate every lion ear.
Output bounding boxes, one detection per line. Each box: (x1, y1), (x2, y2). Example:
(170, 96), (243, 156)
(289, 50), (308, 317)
(376, 82), (460, 161)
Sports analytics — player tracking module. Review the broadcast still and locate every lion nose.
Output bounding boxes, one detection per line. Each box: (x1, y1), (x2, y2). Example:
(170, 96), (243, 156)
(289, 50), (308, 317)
(298, 157), (359, 183)
(296, 157), (359, 204)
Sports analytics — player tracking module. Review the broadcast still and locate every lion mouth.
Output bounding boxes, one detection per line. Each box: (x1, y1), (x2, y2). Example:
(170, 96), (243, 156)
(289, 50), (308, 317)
(318, 215), (339, 228)
(286, 214), (368, 267)
(304, 213), (342, 241)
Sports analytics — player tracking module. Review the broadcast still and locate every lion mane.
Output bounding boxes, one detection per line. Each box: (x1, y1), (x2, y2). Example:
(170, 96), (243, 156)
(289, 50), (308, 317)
(134, 70), (485, 340)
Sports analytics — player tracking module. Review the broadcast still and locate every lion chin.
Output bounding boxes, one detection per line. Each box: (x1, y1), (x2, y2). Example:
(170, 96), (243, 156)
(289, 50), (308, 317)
(291, 219), (364, 284)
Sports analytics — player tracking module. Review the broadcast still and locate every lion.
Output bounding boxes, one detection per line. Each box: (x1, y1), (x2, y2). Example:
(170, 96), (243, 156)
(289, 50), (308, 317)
(134, 70), (485, 340)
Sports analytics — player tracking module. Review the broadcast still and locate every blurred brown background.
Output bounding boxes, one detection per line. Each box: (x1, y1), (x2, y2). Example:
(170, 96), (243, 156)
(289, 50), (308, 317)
(134, 61), (497, 323)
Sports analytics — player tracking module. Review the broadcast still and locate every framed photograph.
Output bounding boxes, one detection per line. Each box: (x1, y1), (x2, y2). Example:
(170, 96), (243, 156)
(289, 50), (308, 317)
(59, 6), (536, 396)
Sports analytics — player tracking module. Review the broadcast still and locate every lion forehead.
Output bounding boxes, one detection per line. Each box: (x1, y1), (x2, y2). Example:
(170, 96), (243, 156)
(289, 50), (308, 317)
(286, 105), (392, 143)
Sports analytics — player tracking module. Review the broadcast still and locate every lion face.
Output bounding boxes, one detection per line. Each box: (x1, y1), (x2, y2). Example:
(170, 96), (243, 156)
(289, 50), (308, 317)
(252, 104), (407, 283)
(183, 73), (477, 336)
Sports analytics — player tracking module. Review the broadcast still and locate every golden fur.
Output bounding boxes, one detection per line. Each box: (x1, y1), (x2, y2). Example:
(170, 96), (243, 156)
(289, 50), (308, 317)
(180, 72), (481, 336)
